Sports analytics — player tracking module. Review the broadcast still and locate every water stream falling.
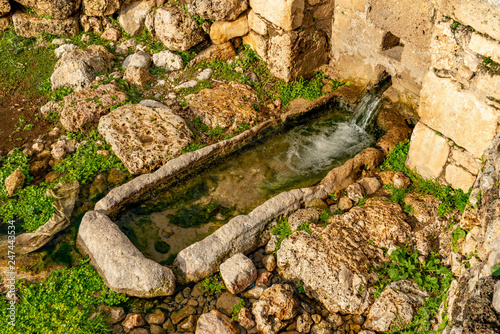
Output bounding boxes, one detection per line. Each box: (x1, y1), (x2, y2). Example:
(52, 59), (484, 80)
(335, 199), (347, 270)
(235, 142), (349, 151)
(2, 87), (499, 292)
(116, 94), (382, 263)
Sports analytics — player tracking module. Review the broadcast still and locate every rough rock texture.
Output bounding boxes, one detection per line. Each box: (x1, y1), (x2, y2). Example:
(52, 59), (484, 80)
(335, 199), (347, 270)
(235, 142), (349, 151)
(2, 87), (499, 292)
(123, 66), (155, 87)
(0, 0), (11, 16)
(0, 17), (8, 33)
(210, 15), (249, 45)
(155, 7), (205, 52)
(252, 284), (298, 334)
(189, 42), (236, 66)
(190, 0), (248, 21)
(77, 211), (176, 297)
(98, 103), (193, 175)
(249, 0), (304, 31)
(247, 9), (267, 35)
(12, 12), (79, 38)
(15, 0), (81, 19)
(468, 33), (500, 65)
(196, 310), (239, 334)
(220, 253), (257, 294)
(153, 50), (183, 71)
(59, 84), (127, 132)
(5, 168), (25, 197)
(277, 199), (412, 314)
(364, 280), (428, 332)
(440, 0), (500, 41)
(101, 27), (122, 41)
(54, 44), (78, 58)
(0, 181), (79, 255)
(406, 122), (449, 180)
(419, 71), (499, 158)
(123, 52), (152, 69)
(288, 208), (319, 231)
(267, 29), (328, 82)
(119, 0), (155, 36)
(188, 81), (263, 129)
(83, 0), (121, 16)
(375, 105), (411, 154)
(51, 45), (115, 92)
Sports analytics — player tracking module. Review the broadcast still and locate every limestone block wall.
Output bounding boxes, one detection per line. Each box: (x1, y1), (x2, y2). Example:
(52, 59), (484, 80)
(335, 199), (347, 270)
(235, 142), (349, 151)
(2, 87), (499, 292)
(330, 0), (435, 108)
(406, 11), (500, 192)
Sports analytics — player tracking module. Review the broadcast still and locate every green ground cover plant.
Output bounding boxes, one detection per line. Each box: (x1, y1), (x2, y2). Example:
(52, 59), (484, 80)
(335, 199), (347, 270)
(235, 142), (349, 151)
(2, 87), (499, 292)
(380, 140), (471, 217)
(199, 274), (226, 295)
(272, 218), (292, 253)
(0, 257), (129, 334)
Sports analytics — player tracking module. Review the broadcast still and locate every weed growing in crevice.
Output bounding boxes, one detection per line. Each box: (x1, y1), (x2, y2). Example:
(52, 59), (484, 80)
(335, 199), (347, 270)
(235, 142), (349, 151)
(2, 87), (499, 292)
(272, 218), (292, 253)
(231, 299), (245, 320)
(199, 273), (226, 295)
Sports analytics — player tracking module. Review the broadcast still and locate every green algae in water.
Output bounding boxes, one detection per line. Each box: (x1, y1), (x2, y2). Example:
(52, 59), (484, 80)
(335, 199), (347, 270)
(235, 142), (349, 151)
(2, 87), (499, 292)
(116, 105), (377, 263)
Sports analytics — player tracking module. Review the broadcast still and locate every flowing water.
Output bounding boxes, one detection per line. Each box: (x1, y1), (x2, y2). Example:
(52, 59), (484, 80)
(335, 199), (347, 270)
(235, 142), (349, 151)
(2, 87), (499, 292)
(116, 96), (382, 263)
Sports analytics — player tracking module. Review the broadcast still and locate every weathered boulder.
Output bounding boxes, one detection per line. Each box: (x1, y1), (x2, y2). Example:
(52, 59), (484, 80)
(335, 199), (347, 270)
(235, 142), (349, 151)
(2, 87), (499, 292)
(363, 280), (428, 332)
(59, 84), (127, 132)
(155, 7), (205, 52)
(83, 0), (121, 16)
(78, 211), (176, 297)
(189, 42), (236, 66)
(188, 81), (263, 129)
(288, 208), (319, 231)
(15, 0), (81, 20)
(220, 253), (257, 294)
(98, 103), (193, 174)
(0, 0), (11, 16)
(118, 0), (154, 36)
(249, 0), (304, 31)
(51, 45), (115, 92)
(277, 199), (412, 314)
(252, 284), (298, 334)
(0, 181), (80, 255)
(209, 15), (249, 45)
(5, 168), (25, 197)
(190, 0), (248, 21)
(54, 44), (78, 58)
(123, 52), (152, 69)
(12, 12), (79, 38)
(153, 50), (183, 71)
(196, 310), (239, 334)
(123, 66), (155, 87)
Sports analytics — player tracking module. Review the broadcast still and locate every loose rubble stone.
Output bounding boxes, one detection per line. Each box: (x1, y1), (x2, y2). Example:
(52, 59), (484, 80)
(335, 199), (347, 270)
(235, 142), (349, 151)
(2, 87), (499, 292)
(179, 315), (196, 331)
(101, 28), (122, 41)
(238, 308), (255, 329)
(15, 0), (81, 20)
(190, 0), (248, 21)
(288, 208), (319, 231)
(188, 81), (262, 129)
(155, 7), (205, 52)
(311, 320), (332, 334)
(54, 44), (78, 58)
(217, 292), (242, 317)
(145, 309), (166, 325)
(189, 42), (236, 66)
(99, 305), (126, 325)
(83, 0), (121, 16)
(59, 84), (127, 132)
(153, 50), (183, 71)
(171, 306), (196, 324)
(196, 310), (239, 334)
(0, 0), (10, 16)
(119, 0), (155, 36)
(210, 15), (249, 45)
(51, 45), (114, 92)
(296, 313), (313, 333)
(252, 284), (298, 334)
(98, 103), (192, 174)
(393, 172), (410, 189)
(346, 183), (365, 202)
(196, 68), (213, 81)
(5, 168), (25, 197)
(262, 254), (276, 272)
(220, 253), (257, 294)
(123, 52), (152, 69)
(13, 12), (79, 38)
(123, 66), (155, 87)
(363, 280), (428, 332)
(122, 314), (145, 331)
(358, 177), (381, 195)
(338, 197), (353, 211)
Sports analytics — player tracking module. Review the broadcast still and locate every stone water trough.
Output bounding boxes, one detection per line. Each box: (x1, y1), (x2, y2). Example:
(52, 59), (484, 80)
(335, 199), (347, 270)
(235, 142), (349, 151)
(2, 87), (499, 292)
(77, 87), (406, 297)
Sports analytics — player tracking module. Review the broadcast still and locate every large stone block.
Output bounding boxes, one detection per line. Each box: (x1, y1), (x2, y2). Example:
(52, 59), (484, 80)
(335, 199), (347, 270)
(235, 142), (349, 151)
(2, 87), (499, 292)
(475, 73), (500, 102)
(367, 0), (435, 49)
(406, 122), (449, 180)
(267, 29), (328, 82)
(468, 33), (500, 65)
(210, 15), (249, 45)
(419, 71), (499, 158)
(445, 165), (476, 193)
(13, 12), (79, 38)
(247, 9), (267, 35)
(15, 0), (81, 20)
(440, 0), (500, 41)
(335, 0), (366, 12)
(430, 20), (459, 70)
(242, 31), (268, 61)
(249, 0), (304, 31)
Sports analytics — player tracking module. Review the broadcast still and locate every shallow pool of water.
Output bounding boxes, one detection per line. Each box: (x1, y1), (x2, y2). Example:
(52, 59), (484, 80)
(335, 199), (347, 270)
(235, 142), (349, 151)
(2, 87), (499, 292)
(116, 103), (378, 263)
